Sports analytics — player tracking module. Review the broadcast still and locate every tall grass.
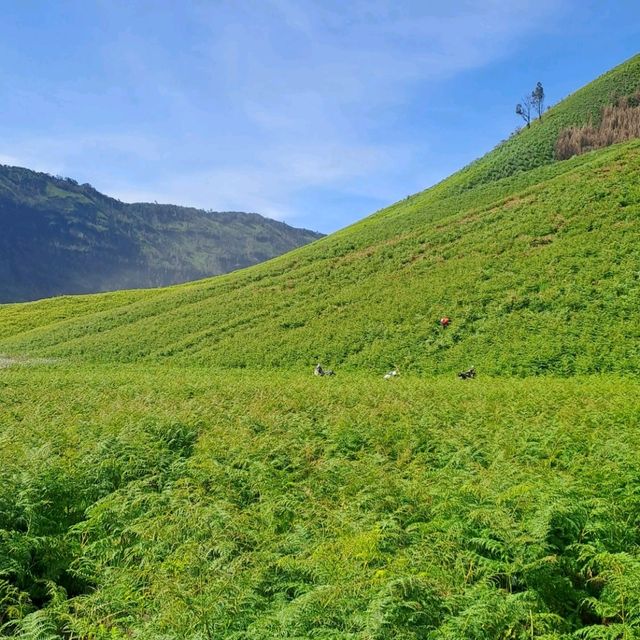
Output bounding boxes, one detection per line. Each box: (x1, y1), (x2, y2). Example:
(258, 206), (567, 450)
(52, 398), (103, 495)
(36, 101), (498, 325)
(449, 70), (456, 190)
(1, 366), (640, 638)
(556, 92), (640, 160)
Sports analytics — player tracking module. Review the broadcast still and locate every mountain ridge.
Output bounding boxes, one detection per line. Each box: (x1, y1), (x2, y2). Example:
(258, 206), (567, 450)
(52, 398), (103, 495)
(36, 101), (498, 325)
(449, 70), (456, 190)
(0, 164), (323, 303)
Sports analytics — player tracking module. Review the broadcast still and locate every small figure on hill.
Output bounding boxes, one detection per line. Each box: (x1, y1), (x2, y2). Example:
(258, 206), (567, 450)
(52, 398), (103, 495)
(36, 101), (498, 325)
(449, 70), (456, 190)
(314, 363), (335, 376)
(440, 316), (451, 328)
(384, 368), (399, 380)
(458, 367), (476, 380)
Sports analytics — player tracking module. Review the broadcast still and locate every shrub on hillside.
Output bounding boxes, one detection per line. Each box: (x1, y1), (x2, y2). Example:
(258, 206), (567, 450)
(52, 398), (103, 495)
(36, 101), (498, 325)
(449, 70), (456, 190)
(555, 92), (640, 159)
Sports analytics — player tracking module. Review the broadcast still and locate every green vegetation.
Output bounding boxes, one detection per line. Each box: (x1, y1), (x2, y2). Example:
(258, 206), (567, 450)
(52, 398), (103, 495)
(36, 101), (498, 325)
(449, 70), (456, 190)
(0, 166), (323, 303)
(0, 55), (639, 638)
(1, 139), (638, 376)
(2, 366), (640, 639)
(449, 54), (640, 191)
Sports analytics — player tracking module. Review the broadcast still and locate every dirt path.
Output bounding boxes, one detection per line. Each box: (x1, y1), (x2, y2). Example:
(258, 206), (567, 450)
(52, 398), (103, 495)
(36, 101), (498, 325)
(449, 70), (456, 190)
(0, 356), (57, 368)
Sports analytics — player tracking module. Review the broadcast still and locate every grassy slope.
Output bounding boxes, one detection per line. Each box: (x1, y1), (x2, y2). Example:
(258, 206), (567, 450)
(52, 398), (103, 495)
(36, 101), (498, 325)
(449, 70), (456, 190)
(0, 166), (323, 303)
(0, 55), (639, 375)
(0, 140), (638, 375)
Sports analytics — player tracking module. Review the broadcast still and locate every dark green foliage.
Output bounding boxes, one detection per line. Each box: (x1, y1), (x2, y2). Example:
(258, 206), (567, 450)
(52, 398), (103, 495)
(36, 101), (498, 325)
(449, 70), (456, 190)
(533, 82), (545, 120)
(0, 166), (323, 303)
(1, 368), (640, 638)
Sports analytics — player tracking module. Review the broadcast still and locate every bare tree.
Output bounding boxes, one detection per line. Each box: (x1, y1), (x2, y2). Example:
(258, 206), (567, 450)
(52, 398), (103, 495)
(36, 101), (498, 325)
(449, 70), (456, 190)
(516, 94), (533, 128)
(532, 82), (545, 120)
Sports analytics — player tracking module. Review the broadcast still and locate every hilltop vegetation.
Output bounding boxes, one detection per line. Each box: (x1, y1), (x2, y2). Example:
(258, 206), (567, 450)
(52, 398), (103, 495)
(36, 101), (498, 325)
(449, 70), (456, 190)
(0, 55), (639, 639)
(0, 165), (322, 303)
(448, 54), (640, 191)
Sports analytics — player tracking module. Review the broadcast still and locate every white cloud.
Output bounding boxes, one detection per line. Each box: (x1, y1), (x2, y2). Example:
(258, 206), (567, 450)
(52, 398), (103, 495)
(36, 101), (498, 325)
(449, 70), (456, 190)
(1, 0), (567, 231)
(0, 154), (21, 167)
(158, 0), (567, 226)
(0, 132), (165, 189)
(104, 136), (411, 223)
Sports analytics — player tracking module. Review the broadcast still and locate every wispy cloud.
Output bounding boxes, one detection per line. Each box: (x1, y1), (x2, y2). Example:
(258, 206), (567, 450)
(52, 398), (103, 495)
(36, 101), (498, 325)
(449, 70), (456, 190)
(0, 0), (569, 231)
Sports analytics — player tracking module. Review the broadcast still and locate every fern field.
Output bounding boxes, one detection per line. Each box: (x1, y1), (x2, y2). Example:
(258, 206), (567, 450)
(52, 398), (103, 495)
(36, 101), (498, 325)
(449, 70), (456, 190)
(1, 365), (639, 639)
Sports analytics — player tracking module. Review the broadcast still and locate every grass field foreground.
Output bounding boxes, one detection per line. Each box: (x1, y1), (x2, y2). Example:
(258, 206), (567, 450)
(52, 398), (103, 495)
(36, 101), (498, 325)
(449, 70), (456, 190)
(1, 365), (640, 638)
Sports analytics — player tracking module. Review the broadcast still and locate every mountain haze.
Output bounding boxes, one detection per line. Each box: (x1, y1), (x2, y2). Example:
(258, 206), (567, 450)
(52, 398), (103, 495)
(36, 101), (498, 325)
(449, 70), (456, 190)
(0, 165), (323, 303)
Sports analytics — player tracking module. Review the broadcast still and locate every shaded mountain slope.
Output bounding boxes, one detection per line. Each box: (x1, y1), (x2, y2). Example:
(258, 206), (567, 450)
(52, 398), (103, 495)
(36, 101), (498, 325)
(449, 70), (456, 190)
(0, 166), (323, 302)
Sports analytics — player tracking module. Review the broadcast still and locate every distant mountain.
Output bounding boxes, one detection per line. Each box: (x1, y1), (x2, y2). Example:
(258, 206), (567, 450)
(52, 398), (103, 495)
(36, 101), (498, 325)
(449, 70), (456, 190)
(0, 165), (323, 302)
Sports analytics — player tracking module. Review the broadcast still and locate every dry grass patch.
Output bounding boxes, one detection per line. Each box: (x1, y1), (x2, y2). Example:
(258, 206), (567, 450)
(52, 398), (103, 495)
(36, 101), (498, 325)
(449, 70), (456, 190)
(556, 91), (640, 159)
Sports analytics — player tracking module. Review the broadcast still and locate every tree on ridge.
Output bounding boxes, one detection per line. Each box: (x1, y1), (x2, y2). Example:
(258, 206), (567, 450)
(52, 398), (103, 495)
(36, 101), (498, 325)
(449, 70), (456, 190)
(532, 82), (545, 120)
(516, 94), (533, 128)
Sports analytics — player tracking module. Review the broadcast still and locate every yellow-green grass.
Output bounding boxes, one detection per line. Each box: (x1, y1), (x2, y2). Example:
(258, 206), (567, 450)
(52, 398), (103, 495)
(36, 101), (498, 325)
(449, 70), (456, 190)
(1, 365), (640, 638)
(1, 140), (638, 376)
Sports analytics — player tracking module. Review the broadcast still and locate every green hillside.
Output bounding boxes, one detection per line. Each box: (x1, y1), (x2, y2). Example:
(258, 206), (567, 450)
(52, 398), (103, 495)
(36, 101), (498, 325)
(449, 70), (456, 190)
(1, 55), (640, 639)
(0, 56), (638, 373)
(0, 143), (638, 375)
(0, 165), (323, 303)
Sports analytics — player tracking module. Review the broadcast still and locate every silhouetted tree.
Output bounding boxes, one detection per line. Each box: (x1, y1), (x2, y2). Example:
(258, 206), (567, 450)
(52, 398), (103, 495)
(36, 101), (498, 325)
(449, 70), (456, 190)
(516, 94), (533, 128)
(532, 82), (545, 120)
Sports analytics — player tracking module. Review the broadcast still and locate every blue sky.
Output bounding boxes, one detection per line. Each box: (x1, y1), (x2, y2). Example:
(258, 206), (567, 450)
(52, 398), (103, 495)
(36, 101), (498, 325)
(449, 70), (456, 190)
(0, 1), (638, 233)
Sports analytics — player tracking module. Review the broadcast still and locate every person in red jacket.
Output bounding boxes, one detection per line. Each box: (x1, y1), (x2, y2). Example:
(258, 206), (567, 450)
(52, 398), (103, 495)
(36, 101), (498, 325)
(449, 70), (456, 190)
(440, 316), (450, 328)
